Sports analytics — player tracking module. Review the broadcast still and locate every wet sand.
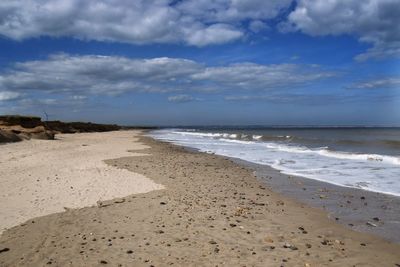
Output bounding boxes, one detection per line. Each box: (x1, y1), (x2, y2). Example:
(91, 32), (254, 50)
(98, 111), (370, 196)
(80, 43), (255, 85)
(249, 161), (400, 243)
(0, 133), (399, 266)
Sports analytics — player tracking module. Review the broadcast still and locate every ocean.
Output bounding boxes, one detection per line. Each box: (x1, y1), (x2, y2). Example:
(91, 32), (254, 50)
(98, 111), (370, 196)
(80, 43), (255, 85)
(150, 127), (400, 196)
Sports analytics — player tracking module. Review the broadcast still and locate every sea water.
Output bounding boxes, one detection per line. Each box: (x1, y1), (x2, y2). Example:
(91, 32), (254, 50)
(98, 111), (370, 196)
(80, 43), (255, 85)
(150, 127), (400, 196)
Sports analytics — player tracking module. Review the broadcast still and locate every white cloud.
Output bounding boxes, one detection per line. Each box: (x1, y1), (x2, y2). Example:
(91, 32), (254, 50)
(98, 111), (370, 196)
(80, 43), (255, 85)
(0, 91), (21, 101)
(0, 54), (201, 95)
(0, 54), (336, 104)
(70, 95), (87, 101)
(349, 77), (400, 89)
(17, 98), (58, 108)
(0, 0), (292, 46)
(176, 0), (292, 22)
(168, 94), (197, 103)
(282, 0), (400, 60)
(0, 0), (181, 43)
(191, 63), (335, 90)
(225, 95), (257, 101)
(185, 24), (243, 46)
(224, 94), (353, 105)
(249, 20), (269, 33)
(0, 0), (398, 59)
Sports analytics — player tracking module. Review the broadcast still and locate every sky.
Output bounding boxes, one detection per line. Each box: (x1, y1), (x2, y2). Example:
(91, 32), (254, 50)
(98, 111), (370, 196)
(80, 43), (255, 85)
(0, 0), (399, 126)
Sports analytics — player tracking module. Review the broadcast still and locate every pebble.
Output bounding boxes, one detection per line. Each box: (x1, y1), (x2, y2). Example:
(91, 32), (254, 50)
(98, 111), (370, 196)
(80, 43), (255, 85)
(283, 242), (298, 250)
(0, 247), (10, 254)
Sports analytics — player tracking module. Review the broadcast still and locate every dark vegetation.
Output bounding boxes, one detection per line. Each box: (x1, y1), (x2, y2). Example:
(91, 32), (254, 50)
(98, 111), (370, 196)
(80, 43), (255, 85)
(0, 115), (158, 143)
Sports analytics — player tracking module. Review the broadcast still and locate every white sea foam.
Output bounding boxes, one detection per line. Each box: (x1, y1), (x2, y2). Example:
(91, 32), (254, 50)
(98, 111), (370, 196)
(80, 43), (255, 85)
(262, 142), (400, 166)
(150, 129), (400, 196)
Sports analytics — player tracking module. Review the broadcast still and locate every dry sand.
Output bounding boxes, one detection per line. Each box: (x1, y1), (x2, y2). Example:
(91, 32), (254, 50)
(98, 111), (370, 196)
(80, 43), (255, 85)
(0, 133), (399, 266)
(0, 131), (163, 234)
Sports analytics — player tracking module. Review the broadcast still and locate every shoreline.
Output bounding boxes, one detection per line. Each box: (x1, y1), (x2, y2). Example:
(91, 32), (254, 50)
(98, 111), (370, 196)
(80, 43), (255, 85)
(1, 132), (399, 266)
(242, 159), (400, 243)
(149, 132), (400, 243)
(153, 133), (400, 243)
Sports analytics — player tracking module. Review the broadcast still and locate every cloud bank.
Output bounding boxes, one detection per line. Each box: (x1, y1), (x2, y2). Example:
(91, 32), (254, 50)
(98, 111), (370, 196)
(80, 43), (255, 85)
(282, 0), (400, 60)
(0, 54), (335, 104)
(0, 0), (289, 46)
(1, 0), (398, 59)
(349, 78), (400, 89)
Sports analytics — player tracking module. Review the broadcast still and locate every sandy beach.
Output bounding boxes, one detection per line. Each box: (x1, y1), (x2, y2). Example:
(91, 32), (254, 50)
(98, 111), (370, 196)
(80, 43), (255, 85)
(0, 131), (163, 234)
(0, 131), (399, 266)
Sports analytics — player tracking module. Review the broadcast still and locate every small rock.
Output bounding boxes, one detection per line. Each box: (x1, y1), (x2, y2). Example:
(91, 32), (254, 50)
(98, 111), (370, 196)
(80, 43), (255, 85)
(100, 260), (108, 264)
(97, 201), (111, 208)
(0, 248), (10, 254)
(283, 242), (293, 249)
(298, 226), (308, 234)
(114, 198), (125, 204)
(126, 250), (133, 254)
(321, 240), (330, 246)
(366, 221), (377, 227)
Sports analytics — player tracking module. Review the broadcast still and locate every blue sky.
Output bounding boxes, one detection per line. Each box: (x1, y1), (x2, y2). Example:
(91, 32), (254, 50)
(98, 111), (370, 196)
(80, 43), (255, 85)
(0, 0), (399, 126)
